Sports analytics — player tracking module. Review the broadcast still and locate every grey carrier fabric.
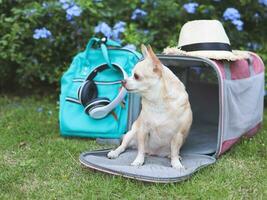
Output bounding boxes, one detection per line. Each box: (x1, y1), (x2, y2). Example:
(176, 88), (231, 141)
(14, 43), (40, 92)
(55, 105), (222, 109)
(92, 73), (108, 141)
(80, 53), (265, 183)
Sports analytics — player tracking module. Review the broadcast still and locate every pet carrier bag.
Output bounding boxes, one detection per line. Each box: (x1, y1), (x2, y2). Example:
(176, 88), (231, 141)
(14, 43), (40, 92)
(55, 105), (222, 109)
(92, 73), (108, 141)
(79, 53), (265, 183)
(59, 37), (142, 138)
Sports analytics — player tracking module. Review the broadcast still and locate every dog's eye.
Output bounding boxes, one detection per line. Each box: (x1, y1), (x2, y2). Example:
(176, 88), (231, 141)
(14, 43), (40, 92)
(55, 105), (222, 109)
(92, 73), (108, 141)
(134, 73), (140, 80)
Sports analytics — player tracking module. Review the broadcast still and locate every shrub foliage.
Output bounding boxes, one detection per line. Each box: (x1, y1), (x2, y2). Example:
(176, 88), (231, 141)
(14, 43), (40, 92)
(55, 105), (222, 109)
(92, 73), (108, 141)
(0, 0), (266, 91)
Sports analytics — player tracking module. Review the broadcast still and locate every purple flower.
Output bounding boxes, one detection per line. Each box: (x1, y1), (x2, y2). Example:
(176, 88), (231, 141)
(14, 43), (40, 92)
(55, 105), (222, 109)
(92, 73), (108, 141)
(66, 14), (72, 21)
(59, 0), (82, 20)
(62, 3), (70, 9)
(94, 22), (113, 38)
(59, 0), (72, 9)
(183, 3), (199, 14)
(223, 8), (241, 21)
(67, 5), (82, 16)
(258, 0), (267, 6)
(223, 8), (243, 31)
(95, 21), (126, 42)
(131, 8), (147, 20)
(66, 5), (82, 20)
(33, 28), (52, 39)
(112, 29), (120, 41)
(112, 21), (126, 40)
(123, 44), (136, 51)
(113, 21), (126, 32)
(223, 8), (244, 31)
(232, 19), (243, 31)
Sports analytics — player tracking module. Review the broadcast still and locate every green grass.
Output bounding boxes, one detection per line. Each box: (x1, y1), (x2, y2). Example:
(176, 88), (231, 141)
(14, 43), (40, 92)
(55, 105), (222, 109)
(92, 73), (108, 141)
(0, 95), (266, 200)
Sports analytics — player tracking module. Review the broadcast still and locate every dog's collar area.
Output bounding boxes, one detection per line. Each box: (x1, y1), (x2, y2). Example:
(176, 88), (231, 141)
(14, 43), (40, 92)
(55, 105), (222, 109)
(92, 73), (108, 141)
(180, 42), (232, 52)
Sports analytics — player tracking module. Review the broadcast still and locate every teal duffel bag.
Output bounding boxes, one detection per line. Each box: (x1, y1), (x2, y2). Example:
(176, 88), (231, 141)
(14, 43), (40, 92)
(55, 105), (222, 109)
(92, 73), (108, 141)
(59, 37), (142, 138)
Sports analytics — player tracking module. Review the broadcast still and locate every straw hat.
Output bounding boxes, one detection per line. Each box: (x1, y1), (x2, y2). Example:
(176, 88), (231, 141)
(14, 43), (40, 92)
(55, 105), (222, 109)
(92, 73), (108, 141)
(163, 20), (250, 61)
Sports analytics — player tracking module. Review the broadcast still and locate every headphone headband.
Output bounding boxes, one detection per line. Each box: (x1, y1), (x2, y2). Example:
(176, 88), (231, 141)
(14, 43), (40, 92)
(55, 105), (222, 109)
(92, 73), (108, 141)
(86, 64), (127, 81)
(86, 64), (108, 81)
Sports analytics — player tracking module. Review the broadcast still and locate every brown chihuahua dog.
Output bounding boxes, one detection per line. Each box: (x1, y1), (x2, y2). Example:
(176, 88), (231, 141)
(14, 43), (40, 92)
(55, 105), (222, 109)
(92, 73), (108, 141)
(108, 45), (192, 169)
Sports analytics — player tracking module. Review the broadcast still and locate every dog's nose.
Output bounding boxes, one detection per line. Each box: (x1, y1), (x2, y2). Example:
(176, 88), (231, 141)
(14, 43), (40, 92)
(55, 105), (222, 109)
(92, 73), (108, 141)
(121, 79), (126, 87)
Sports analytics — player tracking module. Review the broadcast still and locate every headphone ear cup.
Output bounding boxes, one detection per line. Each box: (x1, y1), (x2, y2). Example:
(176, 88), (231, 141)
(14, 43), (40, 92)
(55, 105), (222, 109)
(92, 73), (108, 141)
(84, 97), (111, 117)
(79, 81), (98, 107)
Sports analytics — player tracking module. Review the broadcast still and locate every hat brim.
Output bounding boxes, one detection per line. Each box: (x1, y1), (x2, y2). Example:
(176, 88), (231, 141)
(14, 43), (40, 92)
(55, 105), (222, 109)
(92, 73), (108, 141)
(163, 47), (250, 61)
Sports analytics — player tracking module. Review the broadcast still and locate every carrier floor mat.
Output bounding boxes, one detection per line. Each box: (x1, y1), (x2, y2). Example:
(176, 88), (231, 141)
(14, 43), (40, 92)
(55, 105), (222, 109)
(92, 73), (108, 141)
(181, 122), (218, 155)
(80, 149), (216, 183)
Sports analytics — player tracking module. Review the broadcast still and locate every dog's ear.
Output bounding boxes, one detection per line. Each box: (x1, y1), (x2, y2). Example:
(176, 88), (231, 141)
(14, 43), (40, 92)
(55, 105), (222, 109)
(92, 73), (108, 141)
(141, 44), (149, 58)
(147, 45), (162, 74)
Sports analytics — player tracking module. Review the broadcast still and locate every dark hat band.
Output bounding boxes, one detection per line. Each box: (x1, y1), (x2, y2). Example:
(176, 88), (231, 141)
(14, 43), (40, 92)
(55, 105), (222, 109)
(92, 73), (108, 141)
(180, 42), (232, 52)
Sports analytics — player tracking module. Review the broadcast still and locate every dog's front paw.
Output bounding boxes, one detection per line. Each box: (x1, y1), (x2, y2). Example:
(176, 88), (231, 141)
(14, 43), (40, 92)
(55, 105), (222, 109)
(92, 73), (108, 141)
(131, 158), (144, 166)
(107, 150), (119, 159)
(171, 159), (184, 170)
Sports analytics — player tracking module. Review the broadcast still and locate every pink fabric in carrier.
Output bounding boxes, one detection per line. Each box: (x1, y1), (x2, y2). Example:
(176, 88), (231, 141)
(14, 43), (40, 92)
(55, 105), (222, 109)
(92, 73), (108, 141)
(219, 122), (262, 155)
(213, 53), (264, 80)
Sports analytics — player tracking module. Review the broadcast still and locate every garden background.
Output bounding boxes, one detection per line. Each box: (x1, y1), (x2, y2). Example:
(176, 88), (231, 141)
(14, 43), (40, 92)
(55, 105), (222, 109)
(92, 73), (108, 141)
(0, 0), (267, 93)
(1, 0), (267, 199)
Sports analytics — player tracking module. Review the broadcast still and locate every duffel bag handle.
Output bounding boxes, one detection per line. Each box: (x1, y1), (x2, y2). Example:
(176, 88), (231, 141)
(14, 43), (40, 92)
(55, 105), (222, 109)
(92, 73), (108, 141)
(85, 37), (121, 70)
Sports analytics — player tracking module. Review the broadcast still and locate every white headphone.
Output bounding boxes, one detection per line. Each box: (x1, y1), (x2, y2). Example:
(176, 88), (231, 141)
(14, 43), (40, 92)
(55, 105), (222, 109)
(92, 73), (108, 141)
(77, 64), (128, 119)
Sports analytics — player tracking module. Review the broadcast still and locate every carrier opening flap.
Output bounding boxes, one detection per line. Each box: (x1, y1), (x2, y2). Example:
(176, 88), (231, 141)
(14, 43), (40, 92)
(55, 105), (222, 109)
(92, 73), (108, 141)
(80, 149), (215, 183)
